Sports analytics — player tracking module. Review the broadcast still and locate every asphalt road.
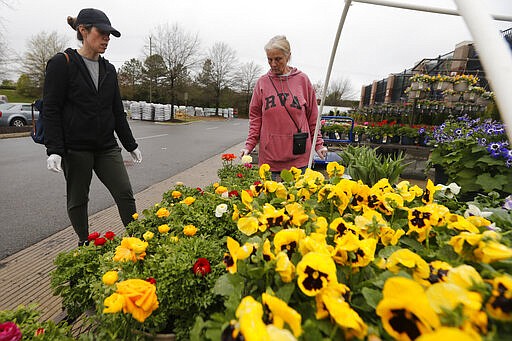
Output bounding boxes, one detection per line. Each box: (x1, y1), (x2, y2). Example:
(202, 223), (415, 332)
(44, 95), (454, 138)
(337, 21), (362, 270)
(0, 118), (248, 260)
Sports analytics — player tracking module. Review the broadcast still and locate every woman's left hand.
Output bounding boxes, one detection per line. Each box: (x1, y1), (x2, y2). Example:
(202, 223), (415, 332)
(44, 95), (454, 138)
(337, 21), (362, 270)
(316, 146), (328, 159)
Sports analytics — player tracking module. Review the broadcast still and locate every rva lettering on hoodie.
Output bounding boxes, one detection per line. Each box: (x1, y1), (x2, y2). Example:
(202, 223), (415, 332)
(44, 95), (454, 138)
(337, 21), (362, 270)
(264, 93), (302, 110)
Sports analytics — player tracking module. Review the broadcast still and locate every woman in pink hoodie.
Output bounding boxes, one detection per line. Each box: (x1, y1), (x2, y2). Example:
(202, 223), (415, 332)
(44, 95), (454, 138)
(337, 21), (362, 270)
(241, 35), (327, 179)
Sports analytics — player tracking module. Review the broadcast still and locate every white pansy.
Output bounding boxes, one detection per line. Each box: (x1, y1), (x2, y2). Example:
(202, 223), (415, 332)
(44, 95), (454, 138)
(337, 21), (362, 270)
(241, 154), (253, 164)
(438, 182), (461, 198)
(215, 203), (228, 217)
(464, 204), (493, 218)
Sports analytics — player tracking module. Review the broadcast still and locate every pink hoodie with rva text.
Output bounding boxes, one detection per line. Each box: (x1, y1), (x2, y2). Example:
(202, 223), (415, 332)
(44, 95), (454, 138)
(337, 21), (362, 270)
(245, 68), (324, 172)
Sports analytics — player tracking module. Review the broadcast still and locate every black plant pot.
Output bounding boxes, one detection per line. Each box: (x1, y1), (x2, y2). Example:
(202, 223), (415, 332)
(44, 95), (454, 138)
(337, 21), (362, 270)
(434, 165), (449, 185)
(401, 136), (415, 145)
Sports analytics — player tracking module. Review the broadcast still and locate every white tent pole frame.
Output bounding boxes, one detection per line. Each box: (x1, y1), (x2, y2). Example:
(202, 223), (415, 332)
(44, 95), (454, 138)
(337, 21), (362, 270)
(308, 0), (353, 169)
(454, 0), (512, 143)
(352, 0), (512, 22)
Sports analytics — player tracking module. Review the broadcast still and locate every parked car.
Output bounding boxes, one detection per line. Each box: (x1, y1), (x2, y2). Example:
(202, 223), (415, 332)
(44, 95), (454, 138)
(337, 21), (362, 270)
(0, 103), (39, 127)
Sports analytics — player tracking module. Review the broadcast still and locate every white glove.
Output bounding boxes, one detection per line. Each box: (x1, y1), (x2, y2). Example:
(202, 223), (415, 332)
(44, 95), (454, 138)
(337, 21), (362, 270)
(130, 148), (142, 163)
(240, 148), (250, 159)
(316, 146), (328, 159)
(47, 154), (62, 173)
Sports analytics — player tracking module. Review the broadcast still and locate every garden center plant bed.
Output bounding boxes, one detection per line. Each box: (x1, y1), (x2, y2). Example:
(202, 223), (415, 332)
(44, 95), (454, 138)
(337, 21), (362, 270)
(42, 154), (512, 340)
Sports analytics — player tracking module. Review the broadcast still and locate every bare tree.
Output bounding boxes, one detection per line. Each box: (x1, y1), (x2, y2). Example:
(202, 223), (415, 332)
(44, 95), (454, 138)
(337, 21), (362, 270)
(20, 31), (68, 94)
(147, 24), (201, 119)
(204, 42), (238, 115)
(234, 61), (263, 116)
(325, 77), (357, 105)
(0, 0), (14, 77)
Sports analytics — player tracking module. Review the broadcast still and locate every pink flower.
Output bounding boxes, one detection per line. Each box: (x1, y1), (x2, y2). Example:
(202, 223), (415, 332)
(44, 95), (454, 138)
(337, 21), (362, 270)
(0, 322), (22, 341)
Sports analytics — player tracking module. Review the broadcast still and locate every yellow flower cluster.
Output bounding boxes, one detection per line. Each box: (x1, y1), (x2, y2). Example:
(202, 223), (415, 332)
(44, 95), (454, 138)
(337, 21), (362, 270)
(103, 278), (159, 323)
(223, 163), (512, 340)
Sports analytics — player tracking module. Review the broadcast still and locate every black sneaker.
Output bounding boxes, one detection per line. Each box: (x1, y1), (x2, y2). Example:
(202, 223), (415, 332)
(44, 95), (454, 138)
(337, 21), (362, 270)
(78, 240), (90, 247)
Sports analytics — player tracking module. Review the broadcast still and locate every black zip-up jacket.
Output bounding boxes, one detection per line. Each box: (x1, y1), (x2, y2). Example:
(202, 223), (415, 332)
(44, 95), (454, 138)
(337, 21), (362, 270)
(43, 48), (138, 156)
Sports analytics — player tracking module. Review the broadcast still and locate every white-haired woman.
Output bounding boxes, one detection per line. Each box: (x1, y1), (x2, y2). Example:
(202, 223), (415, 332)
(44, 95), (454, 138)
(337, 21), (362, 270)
(241, 35), (327, 180)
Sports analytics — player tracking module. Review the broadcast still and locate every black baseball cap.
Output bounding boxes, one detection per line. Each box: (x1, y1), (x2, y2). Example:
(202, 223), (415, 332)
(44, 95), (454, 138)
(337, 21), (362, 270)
(76, 8), (121, 37)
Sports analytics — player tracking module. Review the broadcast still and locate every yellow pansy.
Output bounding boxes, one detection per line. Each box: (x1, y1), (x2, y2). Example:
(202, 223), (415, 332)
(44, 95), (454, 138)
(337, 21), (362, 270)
(326, 161), (345, 178)
(275, 251), (295, 283)
(316, 284), (367, 340)
(237, 216), (259, 236)
(262, 293), (302, 337)
(273, 228), (306, 255)
(486, 275), (512, 321)
(386, 248), (430, 282)
(296, 252), (338, 296)
(416, 327), (481, 341)
(259, 164), (271, 181)
(376, 277), (440, 341)
(236, 296), (270, 341)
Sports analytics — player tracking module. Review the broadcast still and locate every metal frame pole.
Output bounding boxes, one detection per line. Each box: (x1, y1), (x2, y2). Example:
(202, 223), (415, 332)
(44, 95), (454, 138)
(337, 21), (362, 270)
(454, 0), (512, 142)
(308, 0), (353, 168)
(352, 0), (512, 22)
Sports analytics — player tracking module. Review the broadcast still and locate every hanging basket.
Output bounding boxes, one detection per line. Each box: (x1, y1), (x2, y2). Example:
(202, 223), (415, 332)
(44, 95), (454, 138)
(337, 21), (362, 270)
(453, 82), (469, 92)
(444, 93), (460, 102)
(410, 81), (429, 91)
(463, 92), (478, 102)
(433, 81), (452, 91)
(408, 90), (426, 100)
(476, 97), (490, 106)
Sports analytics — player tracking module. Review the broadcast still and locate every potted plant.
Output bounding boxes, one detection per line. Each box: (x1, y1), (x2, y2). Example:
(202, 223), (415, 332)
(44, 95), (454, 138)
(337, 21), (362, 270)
(410, 74), (432, 90)
(398, 125), (419, 145)
(443, 89), (461, 102)
(431, 74), (453, 91)
(453, 74), (478, 92)
(427, 115), (512, 199)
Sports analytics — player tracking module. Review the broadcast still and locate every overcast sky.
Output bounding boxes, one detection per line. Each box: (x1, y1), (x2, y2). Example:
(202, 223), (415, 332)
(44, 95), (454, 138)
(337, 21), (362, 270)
(2, 0), (511, 98)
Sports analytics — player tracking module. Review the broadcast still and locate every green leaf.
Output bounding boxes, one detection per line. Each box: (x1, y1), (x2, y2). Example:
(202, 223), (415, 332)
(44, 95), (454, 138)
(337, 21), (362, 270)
(361, 287), (383, 309)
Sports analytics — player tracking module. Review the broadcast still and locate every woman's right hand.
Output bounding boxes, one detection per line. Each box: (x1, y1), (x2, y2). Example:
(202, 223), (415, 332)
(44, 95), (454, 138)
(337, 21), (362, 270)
(240, 148), (250, 158)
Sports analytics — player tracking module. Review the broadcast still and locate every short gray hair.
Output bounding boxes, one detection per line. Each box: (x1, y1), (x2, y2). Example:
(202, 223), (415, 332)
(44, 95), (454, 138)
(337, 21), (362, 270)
(264, 35), (291, 56)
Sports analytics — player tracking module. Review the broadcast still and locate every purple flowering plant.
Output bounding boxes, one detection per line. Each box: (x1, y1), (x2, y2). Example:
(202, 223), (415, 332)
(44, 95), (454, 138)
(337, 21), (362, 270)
(428, 115), (512, 196)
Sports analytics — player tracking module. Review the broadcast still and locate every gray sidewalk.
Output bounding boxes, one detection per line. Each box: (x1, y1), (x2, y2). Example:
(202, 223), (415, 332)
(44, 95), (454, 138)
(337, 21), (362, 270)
(0, 141), (245, 322)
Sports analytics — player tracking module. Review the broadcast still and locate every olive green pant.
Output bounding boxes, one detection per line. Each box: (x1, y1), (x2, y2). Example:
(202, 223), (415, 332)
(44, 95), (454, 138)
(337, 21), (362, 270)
(62, 147), (136, 243)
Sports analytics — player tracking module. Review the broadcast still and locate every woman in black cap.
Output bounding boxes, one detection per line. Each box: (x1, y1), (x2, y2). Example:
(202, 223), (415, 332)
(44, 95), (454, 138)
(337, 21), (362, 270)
(43, 8), (142, 246)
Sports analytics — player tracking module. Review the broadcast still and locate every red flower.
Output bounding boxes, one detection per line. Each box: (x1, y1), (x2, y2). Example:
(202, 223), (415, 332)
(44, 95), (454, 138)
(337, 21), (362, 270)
(146, 277), (156, 285)
(253, 181), (261, 186)
(228, 190), (239, 198)
(87, 232), (100, 241)
(94, 237), (107, 246)
(193, 258), (211, 277)
(196, 187), (204, 195)
(221, 153), (236, 161)
(35, 328), (45, 336)
(104, 231), (115, 240)
(236, 173), (243, 178)
(244, 163), (252, 169)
